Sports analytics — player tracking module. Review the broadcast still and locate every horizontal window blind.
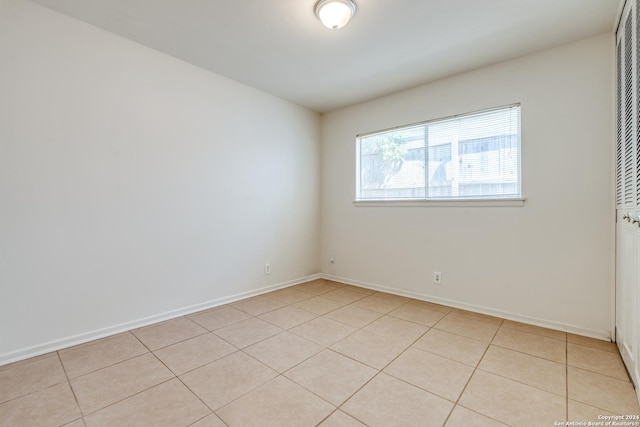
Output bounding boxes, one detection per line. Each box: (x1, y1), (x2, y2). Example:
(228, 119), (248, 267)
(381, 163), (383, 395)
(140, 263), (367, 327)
(356, 105), (521, 201)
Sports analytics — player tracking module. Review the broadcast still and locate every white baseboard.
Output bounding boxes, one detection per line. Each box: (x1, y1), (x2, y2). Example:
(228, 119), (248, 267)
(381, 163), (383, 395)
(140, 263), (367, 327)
(0, 273), (322, 367)
(1, 271), (613, 367)
(321, 273), (613, 342)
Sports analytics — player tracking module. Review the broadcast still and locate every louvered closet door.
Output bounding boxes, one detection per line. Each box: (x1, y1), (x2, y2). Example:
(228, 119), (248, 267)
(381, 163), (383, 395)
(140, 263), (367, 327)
(616, 0), (640, 390)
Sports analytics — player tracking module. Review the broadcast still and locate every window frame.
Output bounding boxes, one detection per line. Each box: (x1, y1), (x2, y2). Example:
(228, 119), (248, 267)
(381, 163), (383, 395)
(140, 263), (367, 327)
(354, 104), (525, 207)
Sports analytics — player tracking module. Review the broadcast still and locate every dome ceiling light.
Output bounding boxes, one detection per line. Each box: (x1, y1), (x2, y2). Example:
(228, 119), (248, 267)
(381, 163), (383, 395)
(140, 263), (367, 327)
(314, 0), (357, 30)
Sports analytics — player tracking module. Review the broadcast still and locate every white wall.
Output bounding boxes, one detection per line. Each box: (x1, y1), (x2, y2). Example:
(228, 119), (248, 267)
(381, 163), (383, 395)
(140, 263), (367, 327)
(320, 34), (614, 338)
(0, 0), (320, 363)
(0, 0), (615, 363)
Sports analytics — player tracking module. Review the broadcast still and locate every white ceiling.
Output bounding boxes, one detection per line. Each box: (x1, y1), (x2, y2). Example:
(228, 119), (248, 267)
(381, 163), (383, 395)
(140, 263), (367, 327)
(31, 0), (620, 113)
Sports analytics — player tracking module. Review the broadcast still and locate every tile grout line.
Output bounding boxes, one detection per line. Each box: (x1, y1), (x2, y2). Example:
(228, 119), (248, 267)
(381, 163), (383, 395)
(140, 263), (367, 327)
(83, 376), (179, 421)
(184, 348), (276, 425)
(154, 350), (232, 427)
(206, 353), (343, 425)
(9, 279), (635, 425)
(10, 335), (160, 423)
(496, 325), (568, 343)
(250, 293), (434, 426)
(60, 348), (147, 380)
(429, 317), (498, 345)
(314, 408), (340, 426)
(565, 347), (632, 383)
(308, 299), (497, 422)
(70, 333), (182, 421)
(173, 290), (363, 425)
(331, 323), (437, 426)
(55, 350), (86, 426)
(487, 342), (566, 365)
(260, 299), (384, 380)
(185, 414), (229, 427)
(500, 325), (568, 343)
(0, 357), (63, 406)
(131, 316), (211, 352)
(256, 285), (373, 425)
(200, 315), (269, 349)
(72, 327), (229, 424)
(358, 310), (495, 425)
(472, 365), (569, 400)
(440, 318), (506, 427)
(266, 286), (396, 424)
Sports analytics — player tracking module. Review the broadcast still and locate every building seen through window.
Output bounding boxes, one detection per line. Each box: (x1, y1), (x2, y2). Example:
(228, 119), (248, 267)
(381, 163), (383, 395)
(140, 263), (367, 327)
(356, 105), (521, 201)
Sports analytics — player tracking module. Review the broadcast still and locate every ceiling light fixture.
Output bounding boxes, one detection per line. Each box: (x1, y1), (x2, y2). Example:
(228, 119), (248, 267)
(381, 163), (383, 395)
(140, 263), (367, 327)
(314, 0), (357, 30)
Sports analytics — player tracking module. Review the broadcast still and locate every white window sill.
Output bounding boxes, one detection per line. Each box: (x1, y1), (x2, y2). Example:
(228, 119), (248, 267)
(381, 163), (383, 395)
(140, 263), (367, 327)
(353, 198), (526, 207)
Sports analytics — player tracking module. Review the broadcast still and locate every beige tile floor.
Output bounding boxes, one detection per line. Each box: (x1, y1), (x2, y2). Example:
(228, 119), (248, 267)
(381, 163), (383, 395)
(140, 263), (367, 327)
(1, 279), (639, 427)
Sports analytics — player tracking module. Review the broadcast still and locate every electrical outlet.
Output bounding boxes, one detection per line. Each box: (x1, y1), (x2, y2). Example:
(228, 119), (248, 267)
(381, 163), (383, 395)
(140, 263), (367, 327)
(433, 271), (442, 284)
(264, 263), (271, 275)
(330, 255), (335, 263)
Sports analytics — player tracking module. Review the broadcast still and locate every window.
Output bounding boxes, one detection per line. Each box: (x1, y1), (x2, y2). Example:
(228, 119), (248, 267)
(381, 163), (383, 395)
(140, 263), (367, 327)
(356, 105), (521, 201)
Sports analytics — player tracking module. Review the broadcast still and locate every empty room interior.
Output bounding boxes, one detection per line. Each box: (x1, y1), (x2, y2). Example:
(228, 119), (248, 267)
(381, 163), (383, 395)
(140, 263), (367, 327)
(2, 0), (640, 426)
